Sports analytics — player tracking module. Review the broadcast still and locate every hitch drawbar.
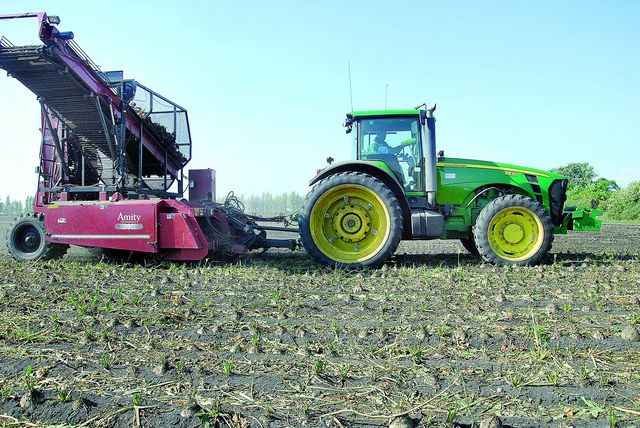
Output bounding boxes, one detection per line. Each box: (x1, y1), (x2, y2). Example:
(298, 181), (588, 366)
(253, 224), (299, 250)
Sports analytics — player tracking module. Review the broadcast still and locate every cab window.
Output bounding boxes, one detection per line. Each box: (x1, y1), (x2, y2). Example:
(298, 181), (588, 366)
(358, 117), (422, 191)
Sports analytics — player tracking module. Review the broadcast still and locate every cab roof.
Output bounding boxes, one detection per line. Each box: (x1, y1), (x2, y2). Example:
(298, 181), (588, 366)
(350, 109), (420, 118)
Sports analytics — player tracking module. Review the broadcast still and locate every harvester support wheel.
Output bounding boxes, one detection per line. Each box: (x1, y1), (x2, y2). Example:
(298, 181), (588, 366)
(460, 236), (479, 256)
(6, 213), (68, 261)
(299, 172), (403, 268)
(474, 195), (553, 266)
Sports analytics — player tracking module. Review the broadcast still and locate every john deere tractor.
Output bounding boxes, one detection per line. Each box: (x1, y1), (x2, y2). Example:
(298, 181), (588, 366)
(299, 104), (602, 267)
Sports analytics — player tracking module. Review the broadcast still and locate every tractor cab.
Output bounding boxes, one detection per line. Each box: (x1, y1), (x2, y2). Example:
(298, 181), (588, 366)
(343, 107), (438, 209)
(351, 114), (423, 191)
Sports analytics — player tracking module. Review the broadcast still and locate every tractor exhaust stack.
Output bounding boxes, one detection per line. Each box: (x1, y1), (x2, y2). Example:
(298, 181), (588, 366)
(424, 104), (437, 207)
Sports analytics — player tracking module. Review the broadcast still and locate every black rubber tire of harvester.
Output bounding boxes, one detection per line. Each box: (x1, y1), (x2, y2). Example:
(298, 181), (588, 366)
(299, 172), (403, 269)
(6, 213), (68, 261)
(473, 194), (554, 266)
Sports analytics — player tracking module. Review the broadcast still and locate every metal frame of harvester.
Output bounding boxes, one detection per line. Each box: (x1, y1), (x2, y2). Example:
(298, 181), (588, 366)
(1, 13), (297, 262)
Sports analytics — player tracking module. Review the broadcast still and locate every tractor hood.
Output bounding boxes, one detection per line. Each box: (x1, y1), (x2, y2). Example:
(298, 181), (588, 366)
(436, 157), (569, 214)
(438, 157), (565, 180)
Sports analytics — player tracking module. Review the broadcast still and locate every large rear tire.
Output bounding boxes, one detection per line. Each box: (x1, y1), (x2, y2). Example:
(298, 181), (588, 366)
(6, 213), (68, 261)
(473, 195), (553, 266)
(299, 172), (403, 268)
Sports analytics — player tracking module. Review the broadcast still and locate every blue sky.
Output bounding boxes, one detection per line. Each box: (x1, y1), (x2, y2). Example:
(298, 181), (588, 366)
(0, 1), (638, 201)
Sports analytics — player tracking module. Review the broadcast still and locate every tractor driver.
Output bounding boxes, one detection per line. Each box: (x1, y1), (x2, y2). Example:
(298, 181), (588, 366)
(372, 131), (402, 155)
(372, 131), (416, 155)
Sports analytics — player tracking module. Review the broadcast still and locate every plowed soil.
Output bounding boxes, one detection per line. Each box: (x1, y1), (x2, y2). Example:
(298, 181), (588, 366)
(1, 222), (639, 427)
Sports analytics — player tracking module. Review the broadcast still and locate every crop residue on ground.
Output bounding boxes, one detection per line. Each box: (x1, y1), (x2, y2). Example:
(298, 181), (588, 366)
(0, 224), (639, 427)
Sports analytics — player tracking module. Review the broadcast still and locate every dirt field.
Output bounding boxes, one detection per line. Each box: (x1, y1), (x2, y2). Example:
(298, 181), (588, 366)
(1, 220), (639, 428)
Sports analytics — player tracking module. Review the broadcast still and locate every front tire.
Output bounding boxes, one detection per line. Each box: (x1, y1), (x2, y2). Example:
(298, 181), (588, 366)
(6, 213), (68, 261)
(474, 195), (553, 266)
(299, 172), (403, 268)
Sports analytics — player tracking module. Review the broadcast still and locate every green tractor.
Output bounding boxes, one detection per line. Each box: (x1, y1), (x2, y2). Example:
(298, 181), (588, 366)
(299, 104), (602, 268)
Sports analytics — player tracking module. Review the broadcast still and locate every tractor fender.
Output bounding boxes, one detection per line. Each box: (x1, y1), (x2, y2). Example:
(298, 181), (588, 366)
(309, 161), (412, 238)
(461, 183), (536, 228)
(462, 183), (534, 209)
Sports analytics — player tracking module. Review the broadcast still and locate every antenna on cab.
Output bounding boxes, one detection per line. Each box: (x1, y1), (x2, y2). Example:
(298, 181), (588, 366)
(348, 61), (354, 112)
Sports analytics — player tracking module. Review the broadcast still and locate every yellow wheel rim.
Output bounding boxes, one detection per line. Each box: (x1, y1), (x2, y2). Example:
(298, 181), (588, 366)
(487, 206), (544, 262)
(309, 184), (390, 263)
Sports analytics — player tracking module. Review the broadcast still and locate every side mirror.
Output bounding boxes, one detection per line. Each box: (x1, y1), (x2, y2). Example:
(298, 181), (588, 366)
(343, 115), (354, 134)
(326, 156), (334, 165)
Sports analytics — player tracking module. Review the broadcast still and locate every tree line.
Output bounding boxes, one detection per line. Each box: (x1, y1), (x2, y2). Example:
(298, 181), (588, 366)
(0, 196), (34, 216)
(551, 163), (639, 221)
(235, 192), (305, 216)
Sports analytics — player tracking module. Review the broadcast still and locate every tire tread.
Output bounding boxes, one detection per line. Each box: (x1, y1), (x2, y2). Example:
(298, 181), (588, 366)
(6, 213), (68, 261)
(299, 172), (403, 268)
(473, 194), (553, 266)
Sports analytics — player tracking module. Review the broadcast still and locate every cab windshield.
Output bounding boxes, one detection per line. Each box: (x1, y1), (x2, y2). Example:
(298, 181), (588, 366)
(357, 117), (422, 191)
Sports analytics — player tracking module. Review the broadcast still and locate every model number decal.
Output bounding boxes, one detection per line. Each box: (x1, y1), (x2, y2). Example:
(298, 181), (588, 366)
(115, 223), (143, 230)
(504, 171), (518, 177)
(438, 162), (550, 178)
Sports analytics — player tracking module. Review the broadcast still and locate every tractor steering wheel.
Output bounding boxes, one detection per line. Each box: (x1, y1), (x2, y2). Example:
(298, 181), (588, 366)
(397, 137), (417, 147)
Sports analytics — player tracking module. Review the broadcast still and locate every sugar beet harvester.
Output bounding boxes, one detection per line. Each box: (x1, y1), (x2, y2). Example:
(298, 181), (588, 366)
(0, 13), (297, 262)
(2, 14), (602, 268)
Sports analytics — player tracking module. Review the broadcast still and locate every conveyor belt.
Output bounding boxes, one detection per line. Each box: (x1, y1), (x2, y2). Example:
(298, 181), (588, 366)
(0, 43), (187, 185)
(0, 45), (118, 180)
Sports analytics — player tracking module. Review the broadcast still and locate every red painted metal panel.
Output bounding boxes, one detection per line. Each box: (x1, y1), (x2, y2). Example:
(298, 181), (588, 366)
(156, 200), (209, 261)
(41, 198), (211, 260)
(162, 247), (209, 261)
(158, 213), (202, 249)
(156, 200), (210, 260)
(44, 200), (158, 252)
(188, 169), (216, 201)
